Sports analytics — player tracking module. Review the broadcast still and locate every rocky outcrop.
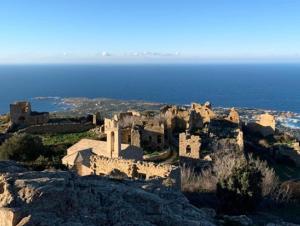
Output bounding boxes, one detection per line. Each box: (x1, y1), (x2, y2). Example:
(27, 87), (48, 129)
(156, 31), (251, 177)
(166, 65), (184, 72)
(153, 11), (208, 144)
(0, 162), (216, 226)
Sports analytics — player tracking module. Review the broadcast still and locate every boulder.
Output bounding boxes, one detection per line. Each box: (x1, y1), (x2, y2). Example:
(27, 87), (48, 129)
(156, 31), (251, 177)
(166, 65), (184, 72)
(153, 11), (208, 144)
(0, 162), (216, 226)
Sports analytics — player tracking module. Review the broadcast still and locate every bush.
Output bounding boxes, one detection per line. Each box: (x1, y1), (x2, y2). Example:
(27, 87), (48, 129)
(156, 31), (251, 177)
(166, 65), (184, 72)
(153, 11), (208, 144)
(249, 154), (279, 197)
(182, 152), (280, 213)
(0, 134), (44, 162)
(216, 160), (263, 213)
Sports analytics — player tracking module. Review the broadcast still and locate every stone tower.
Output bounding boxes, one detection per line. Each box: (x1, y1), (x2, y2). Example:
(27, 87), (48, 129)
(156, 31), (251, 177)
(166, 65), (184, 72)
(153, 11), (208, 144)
(10, 101), (32, 125)
(179, 132), (201, 159)
(105, 118), (121, 158)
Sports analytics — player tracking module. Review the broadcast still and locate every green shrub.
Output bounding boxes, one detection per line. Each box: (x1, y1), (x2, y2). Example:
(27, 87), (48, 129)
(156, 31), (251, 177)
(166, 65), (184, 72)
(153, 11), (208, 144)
(216, 160), (263, 214)
(0, 134), (44, 162)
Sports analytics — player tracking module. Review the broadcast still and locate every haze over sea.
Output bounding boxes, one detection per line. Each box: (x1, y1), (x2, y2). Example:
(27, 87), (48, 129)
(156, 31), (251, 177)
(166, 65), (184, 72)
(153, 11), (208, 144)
(0, 64), (300, 114)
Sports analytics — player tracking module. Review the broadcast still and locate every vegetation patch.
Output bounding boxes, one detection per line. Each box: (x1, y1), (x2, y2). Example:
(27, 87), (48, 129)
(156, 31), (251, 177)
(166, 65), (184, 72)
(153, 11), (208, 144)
(40, 131), (98, 147)
(0, 131), (98, 170)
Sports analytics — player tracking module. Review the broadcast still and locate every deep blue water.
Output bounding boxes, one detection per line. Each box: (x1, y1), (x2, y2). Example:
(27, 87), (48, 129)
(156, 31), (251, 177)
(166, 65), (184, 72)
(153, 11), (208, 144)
(0, 64), (300, 113)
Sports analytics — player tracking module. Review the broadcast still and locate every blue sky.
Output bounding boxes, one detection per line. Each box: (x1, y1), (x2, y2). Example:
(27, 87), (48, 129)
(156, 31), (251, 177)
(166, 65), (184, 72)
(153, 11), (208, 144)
(0, 0), (300, 63)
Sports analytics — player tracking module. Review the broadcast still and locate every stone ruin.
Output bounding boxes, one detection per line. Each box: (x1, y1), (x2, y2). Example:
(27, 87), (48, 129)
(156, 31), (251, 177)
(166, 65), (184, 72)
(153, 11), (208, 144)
(179, 132), (201, 159)
(246, 113), (276, 137)
(117, 111), (166, 151)
(62, 117), (144, 168)
(89, 155), (180, 189)
(64, 101), (247, 189)
(163, 102), (245, 162)
(62, 115), (181, 188)
(226, 108), (240, 124)
(191, 101), (216, 124)
(8, 101), (100, 134)
(10, 101), (49, 127)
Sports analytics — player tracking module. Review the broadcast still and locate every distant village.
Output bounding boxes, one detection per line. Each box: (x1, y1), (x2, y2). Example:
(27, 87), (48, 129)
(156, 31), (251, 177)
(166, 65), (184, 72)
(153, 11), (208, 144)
(0, 100), (299, 189)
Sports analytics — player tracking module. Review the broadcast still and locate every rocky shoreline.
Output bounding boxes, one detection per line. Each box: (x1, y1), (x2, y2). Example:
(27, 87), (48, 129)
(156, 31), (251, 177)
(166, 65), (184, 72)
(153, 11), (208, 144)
(32, 97), (300, 137)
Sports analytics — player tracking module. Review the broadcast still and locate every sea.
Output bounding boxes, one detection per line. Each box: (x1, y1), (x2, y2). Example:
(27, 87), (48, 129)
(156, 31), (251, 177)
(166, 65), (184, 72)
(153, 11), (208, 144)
(0, 64), (300, 127)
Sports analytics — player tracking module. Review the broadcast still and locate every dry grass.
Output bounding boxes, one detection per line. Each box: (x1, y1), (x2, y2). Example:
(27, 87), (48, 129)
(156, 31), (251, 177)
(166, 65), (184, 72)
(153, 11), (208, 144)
(181, 165), (217, 193)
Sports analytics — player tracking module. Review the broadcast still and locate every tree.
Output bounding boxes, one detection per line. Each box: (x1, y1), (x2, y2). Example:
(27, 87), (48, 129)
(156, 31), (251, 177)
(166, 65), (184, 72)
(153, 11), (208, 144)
(0, 134), (44, 162)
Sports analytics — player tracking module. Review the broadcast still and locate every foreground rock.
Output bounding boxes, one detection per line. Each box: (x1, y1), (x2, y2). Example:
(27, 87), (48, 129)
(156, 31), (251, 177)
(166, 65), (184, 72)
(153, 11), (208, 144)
(0, 163), (215, 226)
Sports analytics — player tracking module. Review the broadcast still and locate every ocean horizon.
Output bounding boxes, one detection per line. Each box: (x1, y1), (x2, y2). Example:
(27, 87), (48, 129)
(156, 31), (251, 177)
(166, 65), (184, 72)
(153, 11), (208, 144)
(0, 63), (300, 114)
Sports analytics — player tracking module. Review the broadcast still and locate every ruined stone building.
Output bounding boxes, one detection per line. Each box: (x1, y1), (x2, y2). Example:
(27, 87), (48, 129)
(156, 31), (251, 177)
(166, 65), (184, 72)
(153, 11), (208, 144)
(140, 118), (165, 150)
(162, 102), (217, 142)
(62, 116), (180, 188)
(191, 102), (216, 124)
(179, 132), (201, 159)
(246, 113), (276, 137)
(62, 118), (143, 173)
(177, 104), (244, 162)
(10, 101), (49, 126)
(117, 112), (166, 151)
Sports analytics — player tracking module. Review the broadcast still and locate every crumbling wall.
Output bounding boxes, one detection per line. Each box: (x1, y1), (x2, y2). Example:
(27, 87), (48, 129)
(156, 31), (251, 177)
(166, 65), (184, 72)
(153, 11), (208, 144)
(191, 102), (215, 124)
(131, 127), (141, 147)
(179, 133), (201, 159)
(141, 119), (165, 149)
(10, 102), (31, 125)
(163, 102), (214, 140)
(163, 106), (189, 141)
(10, 102), (49, 126)
(121, 128), (132, 144)
(19, 122), (94, 134)
(258, 113), (276, 130)
(246, 113), (276, 137)
(226, 108), (240, 124)
(90, 155), (180, 189)
(121, 127), (141, 147)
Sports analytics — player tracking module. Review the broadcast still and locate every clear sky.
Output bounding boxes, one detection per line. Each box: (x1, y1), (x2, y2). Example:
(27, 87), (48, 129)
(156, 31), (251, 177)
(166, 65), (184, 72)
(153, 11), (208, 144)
(1, 0), (300, 64)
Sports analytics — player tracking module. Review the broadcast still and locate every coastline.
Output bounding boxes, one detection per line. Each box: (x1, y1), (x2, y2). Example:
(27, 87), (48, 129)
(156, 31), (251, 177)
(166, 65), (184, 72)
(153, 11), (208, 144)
(2, 96), (298, 130)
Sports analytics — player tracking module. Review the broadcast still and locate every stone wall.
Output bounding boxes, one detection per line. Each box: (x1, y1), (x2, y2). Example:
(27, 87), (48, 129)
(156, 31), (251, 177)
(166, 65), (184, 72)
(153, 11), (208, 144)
(141, 120), (165, 149)
(258, 113), (276, 130)
(10, 101), (49, 127)
(10, 102), (31, 125)
(246, 113), (276, 137)
(120, 145), (143, 161)
(131, 127), (141, 147)
(90, 155), (180, 189)
(191, 102), (215, 124)
(19, 122), (94, 134)
(163, 102), (215, 140)
(179, 133), (201, 159)
(121, 127), (132, 144)
(164, 106), (189, 133)
(226, 108), (240, 124)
